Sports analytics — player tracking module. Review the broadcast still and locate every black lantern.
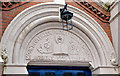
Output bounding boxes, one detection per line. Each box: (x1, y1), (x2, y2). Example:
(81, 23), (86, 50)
(60, 4), (73, 31)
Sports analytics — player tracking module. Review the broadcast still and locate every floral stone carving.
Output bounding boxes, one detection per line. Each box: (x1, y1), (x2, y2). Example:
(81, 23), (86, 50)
(1, 49), (8, 64)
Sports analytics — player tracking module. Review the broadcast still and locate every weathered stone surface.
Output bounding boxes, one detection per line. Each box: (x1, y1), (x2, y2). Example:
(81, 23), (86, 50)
(26, 30), (93, 63)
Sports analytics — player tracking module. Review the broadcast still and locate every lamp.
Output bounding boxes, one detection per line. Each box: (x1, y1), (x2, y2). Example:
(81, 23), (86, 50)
(60, 4), (73, 31)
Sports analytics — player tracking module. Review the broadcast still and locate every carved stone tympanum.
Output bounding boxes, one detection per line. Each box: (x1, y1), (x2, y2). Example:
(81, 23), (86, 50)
(25, 29), (93, 63)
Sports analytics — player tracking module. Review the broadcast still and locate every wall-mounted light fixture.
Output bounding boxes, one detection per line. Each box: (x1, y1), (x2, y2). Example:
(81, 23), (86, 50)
(60, 4), (73, 31)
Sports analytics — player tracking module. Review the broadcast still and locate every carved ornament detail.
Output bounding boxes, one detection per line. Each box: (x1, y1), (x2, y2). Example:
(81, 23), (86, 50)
(25, 29), (93, 63)
(0, 2), (28, 11)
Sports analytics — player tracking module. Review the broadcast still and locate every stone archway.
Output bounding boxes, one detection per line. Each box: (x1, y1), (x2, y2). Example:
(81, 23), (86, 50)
(1, 2), (117, 75)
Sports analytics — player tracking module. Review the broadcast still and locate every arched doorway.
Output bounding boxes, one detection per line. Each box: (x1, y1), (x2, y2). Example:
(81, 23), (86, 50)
(1, 2), (117, 75)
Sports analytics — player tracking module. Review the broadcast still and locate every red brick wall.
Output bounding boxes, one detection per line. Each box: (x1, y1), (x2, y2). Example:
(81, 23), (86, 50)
(0, 1), (112, 42)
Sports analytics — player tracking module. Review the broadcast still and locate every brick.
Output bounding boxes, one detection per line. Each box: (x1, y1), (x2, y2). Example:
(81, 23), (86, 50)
(0, 1), (112, 43)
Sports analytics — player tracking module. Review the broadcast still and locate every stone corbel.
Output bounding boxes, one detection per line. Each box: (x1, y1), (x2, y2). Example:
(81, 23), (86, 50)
(3, 64), (28, 75)
(92, 66), (118, 75)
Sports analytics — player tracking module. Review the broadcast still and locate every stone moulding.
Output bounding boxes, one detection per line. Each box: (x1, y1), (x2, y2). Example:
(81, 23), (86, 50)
(0, 2), (117, 74)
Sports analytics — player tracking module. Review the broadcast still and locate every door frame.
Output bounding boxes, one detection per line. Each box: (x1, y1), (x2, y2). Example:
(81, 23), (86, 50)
(27, 65), (92, 76)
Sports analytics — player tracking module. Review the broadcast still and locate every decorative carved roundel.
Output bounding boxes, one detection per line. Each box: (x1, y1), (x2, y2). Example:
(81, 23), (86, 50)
(26, 29), (93, 63)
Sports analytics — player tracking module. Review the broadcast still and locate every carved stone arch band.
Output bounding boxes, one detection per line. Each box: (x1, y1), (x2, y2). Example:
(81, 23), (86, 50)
(1, 2), (116, 74)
